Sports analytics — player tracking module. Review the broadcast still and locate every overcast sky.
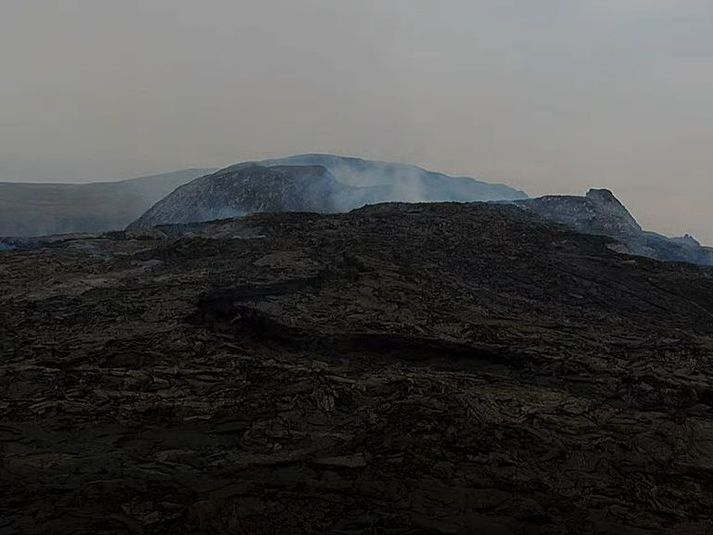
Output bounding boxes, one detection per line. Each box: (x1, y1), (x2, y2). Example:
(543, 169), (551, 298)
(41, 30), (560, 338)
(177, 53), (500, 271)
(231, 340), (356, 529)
(1, 1), (711, 241)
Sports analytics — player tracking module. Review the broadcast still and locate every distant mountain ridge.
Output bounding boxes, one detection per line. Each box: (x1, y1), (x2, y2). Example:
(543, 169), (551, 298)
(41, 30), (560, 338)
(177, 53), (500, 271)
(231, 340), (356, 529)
(129, 154), (528, 229)
(4, 155), (710, 268)
(0, 169), (215, 237)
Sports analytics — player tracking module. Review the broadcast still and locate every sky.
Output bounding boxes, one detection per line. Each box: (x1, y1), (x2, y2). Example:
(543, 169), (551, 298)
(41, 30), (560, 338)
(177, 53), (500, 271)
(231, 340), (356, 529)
(1, 0), (712, 242)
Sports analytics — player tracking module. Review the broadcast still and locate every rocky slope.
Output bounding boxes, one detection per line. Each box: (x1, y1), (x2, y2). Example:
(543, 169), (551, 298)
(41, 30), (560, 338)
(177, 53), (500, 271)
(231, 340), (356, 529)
(516, 189), (713, 265)
(2, 202), (713, 534)
(127, 159), (711, 267)
(128, 165), (347, 229)
(0, 168), (214, 237)
(129, 155), (527, 229)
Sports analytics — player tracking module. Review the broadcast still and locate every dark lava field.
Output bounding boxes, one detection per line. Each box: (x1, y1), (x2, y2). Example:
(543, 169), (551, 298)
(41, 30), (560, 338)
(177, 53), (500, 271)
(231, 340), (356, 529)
(2, 202), (713, 534)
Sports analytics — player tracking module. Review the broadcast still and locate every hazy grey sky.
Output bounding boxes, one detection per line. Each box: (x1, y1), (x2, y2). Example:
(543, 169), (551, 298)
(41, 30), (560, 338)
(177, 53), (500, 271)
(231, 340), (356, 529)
(1, 1), (712, 241)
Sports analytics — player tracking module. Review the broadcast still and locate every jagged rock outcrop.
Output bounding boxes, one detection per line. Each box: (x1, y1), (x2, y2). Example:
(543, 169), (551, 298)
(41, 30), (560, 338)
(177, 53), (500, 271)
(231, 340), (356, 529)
(128, 154), (527, 229)
(517, 189), (713, 265)
(2, 202), (713, 534)
(517, 189), (642, 236)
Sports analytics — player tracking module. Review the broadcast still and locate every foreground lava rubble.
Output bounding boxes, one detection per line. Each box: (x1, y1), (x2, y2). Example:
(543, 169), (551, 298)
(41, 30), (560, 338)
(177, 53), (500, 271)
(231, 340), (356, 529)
(1, 202), (713, 534)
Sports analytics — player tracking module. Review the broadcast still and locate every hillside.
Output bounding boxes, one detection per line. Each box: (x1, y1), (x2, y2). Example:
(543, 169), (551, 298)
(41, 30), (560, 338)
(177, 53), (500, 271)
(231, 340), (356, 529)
(516, 189), (713, 265)
(0, 168), (214, 237)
